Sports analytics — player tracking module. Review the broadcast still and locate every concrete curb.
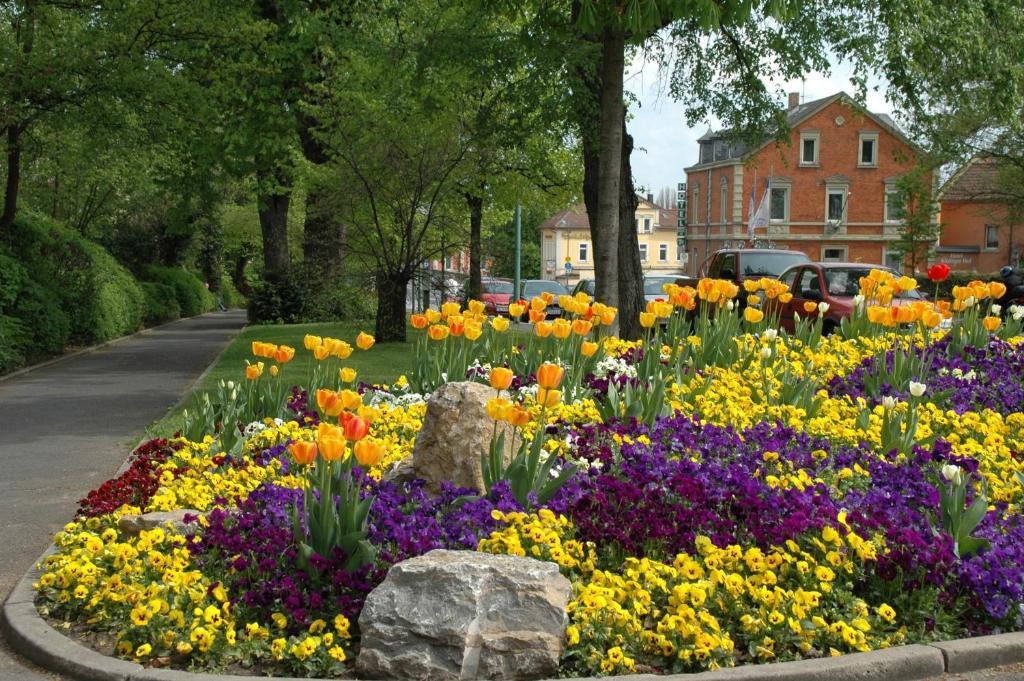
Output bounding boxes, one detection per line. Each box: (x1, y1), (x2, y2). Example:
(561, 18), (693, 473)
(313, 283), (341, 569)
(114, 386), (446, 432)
(0, 310), (242, 386)
(4, 550), (1022, 681)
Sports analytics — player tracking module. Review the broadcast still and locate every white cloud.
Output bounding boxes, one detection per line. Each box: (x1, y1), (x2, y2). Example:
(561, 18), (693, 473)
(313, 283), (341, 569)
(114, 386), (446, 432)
(625, 51), (893, 199)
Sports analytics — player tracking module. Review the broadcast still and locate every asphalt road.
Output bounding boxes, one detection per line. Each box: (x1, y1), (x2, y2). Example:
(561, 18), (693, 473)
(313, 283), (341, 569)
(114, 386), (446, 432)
(0, 310), (246, 680)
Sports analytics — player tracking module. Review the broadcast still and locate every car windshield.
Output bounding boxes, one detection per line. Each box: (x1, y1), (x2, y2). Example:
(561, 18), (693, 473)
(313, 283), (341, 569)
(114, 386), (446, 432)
(823, 268), (924, 299)
(482, 281), (513, 294)
(644, 277), (677, 295)
(523, 281), (567, 297)
(740, 252), (810, 277)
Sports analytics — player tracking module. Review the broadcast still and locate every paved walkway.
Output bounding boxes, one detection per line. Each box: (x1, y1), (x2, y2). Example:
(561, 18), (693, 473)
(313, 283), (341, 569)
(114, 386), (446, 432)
(0, 310), (246, 680)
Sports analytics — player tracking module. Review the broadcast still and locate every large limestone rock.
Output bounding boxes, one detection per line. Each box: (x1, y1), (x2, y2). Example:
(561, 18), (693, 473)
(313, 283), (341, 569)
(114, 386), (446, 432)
(412, 381), (514, 494)
(356, 549), (571, 681)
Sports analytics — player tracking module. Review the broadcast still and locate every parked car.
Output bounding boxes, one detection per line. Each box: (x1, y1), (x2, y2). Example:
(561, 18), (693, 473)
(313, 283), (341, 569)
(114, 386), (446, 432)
(479, 278), (514, 315)
(676, 249), (811, 307)
(643, 275), (682, 304)
(519, 279), (570, 319)
(775, 262), (926, 334)
(571, 279), (596, 298)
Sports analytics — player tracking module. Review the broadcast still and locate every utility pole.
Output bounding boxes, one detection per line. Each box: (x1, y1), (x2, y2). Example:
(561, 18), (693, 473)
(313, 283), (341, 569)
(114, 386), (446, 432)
(514, 203), (522, 299)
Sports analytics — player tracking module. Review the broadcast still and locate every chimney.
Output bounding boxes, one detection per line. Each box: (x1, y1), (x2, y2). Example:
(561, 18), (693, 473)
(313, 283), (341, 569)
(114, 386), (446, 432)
(788, 92), (800, 110)
(646, 192), (654, 203)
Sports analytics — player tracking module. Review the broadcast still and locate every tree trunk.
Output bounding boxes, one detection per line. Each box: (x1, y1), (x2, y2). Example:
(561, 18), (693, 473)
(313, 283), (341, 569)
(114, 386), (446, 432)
(1, 125), (24, 232)
(256, 166), (292, 282)
(375, 271), (409, 343)
(617, 126), (643, 340)
(303, 188), (346, 278)
(466, 191), (484, 301)
(593, 31), (626, 325)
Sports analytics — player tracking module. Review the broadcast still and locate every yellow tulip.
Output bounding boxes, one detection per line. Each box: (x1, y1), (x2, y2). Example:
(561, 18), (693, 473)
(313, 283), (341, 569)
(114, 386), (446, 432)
(744, 307), (764, 324)
(356, 332), (375, 351)
(464, 322), (483, 341)
(639, 312), (657, 328)
(467, 300), (486, 315)
(489, 367), (514, 391)
(339, 367), (357, 384)
(572, 319), (592, 336)
(552, 318), (572, 339)
(269, 365), (279, 377)
(486, 397), (512, 420)
(245, 361), (264, 380)
(313, 345), (330, 361)
(537, 388), (562, 408)
(508, 302), (525, 318)
(354, 439), (385, 467)
(339, 389), (362, 410)
(318, 437), (346, 463)
(303, 335), (322, 351)
(581, 341), (598, 357)
(426, 309), (441, 323)
(535, 321), (553, 338)
(441, 302), (461, 318)
(490, 316), (510, 332)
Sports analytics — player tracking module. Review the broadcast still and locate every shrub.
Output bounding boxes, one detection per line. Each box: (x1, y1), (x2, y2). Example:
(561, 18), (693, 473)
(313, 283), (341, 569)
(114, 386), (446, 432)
(141, 282), (182, 325)
(220, 273), (245, 309)
(75, 240), (145, 342)
(141, 266), (216, 318)
(247, 273), (306, 324)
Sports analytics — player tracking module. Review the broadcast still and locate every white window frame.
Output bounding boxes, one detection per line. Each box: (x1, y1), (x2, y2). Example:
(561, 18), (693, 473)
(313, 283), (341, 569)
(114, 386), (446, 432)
(578, 242), (589, 262)
(639, 243), (648, 261)
(659, 243), (668, 261)
(825, 186), (848, 224)
(800, 131), (820, 166)
(821, 245), (848, 262)
(985, 224), (1000, 250)
(859, 132), (879, 167)
(643, 217), (652, 233)
(884, 188), (904, 223)
(769, 185), (791, 223)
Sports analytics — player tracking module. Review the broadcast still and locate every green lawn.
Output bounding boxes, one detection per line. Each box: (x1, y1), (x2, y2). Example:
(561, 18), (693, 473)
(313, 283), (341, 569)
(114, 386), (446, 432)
(147, 320), (413, 438)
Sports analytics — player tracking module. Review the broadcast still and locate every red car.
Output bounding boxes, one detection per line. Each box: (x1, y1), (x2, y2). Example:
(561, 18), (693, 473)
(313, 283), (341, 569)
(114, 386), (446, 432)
(775, 262), (926, 334)
(480, 278), (514, 316)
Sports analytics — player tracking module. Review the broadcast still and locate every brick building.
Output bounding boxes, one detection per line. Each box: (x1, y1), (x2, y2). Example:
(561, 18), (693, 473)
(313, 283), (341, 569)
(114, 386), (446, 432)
(683, 92), (929, 275)
(937, 157), (1022, 274)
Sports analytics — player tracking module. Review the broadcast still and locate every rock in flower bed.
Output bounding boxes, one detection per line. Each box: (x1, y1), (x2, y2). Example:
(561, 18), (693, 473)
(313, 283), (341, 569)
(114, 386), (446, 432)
(33, 271), (1024, 678)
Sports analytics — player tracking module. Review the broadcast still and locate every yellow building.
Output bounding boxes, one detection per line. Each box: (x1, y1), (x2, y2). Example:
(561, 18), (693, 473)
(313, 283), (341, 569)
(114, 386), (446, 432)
(538, 197), (686, 287)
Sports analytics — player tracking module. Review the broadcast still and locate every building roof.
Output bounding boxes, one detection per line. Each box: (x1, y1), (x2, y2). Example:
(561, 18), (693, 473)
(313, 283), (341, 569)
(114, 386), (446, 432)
(686, 91), (916, 172)
(539, 201), (680, 232)
(940, 157), (1005, 202)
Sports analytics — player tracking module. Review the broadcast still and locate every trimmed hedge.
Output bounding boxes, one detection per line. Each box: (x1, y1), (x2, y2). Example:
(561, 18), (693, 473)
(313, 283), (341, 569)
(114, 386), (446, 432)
(141, 282), (182, 326)
(141, 266), (216, 318)
(2, 213), (143, 346)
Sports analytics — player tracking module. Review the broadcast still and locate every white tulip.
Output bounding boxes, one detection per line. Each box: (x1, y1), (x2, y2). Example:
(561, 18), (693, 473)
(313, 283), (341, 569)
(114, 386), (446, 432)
(853, 294), (865, 310)
(227, 380), (236, 390)
(760, 346), (772, 360)
(941, 464), (963, 486)
(881, 396), (897, 410)
(908, 381), (927, 397)
(964, 295), (977, 307)
(818, 302), (830, 314)
(763, 328), (778, 341)
(726, 300), (735, 311)
(1012, 305), (1024, 321)
(990, 304), (1002, 316)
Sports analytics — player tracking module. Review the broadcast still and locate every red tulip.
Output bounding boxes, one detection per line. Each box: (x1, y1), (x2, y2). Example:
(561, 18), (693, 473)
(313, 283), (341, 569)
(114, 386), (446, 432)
(927, 263), (951, 283)
(343, 415), (370, 441)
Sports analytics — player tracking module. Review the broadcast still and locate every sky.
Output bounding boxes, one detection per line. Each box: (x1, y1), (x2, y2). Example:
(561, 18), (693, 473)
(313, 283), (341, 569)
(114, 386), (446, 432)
(625, 51), (894, 200)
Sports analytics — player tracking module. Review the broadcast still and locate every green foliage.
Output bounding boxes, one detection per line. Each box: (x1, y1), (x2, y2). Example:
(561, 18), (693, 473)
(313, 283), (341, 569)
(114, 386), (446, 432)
(220, 274), (245, 309)
(487, 208), (543, 280)
(141, 282), (182, 326)
(76, 240), (146, 342)
(247, 275), (306, 325)
(481, 430), (577, 510)
(938, 466), (990, 559)
(140, 266), (215, 318)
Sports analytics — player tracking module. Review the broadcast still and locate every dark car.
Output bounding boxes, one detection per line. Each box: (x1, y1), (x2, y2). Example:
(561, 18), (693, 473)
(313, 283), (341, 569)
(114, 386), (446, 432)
(643, 275), (682, 304)
(571, 279), (596, 298)
(519, 279), (570, 319)
(776, 262), (925, 334)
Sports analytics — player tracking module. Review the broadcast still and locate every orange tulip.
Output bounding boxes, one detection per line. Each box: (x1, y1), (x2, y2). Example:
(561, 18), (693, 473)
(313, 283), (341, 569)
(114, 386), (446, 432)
(354, 439), (385, 467)
(983, 316), (1001, 332)
(506, 405), (532, 427)
(316, 389), (345, 417)
(803, 301), (818, 314)
(536, 362), (565, 390)
(410, 314), (428, 329)
(313, 344), (330, 360)
(245, 361), (264, 380)
(343, 415), (370, 441)
(449, 321), (465, 337)
(572, 319), (592, 336)
(273, 345), (296, 363)
(778, 292), (793, 304)
(921, 309), (941, 329)
(989, 282), (1007, 300)
(599, 307), (617, 326)
(581, 341), (598, 357)
(319, 437), (346, 463)
(489, 367), (514, 391)
(529, 309), (547, 324)
(428, 324), (450, 341)
(539, 291), (555, 304)
(289, 440), (318, 466)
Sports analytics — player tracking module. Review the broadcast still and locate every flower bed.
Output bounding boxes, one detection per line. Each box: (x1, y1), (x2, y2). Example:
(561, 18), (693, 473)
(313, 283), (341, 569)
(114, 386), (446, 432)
(34, 270), (1024, 677)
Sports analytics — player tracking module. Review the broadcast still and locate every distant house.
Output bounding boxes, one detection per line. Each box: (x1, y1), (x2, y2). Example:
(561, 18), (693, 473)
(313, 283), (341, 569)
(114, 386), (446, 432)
(938, 157), (1021, 273)
(684, 91), (930, 275)
(538, 196), (683, 286)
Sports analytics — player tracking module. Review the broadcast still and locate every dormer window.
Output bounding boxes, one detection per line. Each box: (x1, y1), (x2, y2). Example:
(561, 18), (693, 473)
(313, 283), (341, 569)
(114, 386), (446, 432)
(800, 132), (820, 166)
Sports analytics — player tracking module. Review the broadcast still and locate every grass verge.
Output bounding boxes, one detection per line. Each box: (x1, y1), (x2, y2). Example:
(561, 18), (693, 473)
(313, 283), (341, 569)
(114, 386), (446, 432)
(146, 320), (413, 438)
